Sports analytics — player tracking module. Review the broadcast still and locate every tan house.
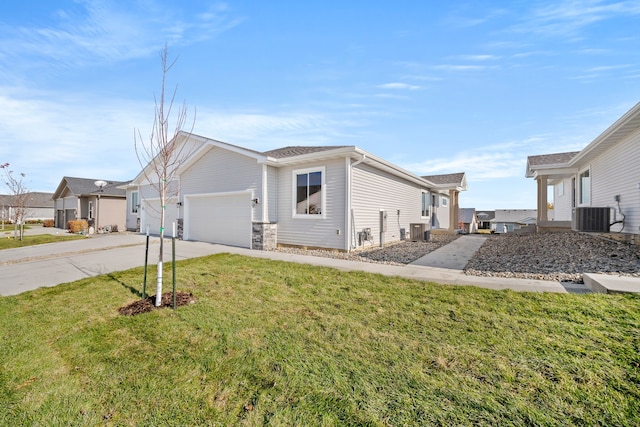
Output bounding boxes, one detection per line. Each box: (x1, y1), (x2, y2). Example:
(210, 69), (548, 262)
(52, 177), (127, 232)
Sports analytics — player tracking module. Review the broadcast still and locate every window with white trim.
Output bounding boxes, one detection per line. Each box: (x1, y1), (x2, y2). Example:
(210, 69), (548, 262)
(579, 169), (590, 205)
(294, 167), (324, 216)
(88, 201), (93, 219)
(441, 196), (448, 207)
(421, 192), (430, 217)
(131, 191), (139, 214)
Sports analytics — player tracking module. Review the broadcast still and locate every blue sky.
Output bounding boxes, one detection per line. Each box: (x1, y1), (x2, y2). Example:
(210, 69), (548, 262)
(1, 1), (639, 209)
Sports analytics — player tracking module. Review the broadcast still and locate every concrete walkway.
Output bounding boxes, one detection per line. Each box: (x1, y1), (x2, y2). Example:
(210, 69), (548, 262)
(410, 234), (488, 269)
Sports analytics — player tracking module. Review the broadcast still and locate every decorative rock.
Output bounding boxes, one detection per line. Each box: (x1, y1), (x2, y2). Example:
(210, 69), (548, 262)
(275, 234), (459, 266)
(464, 231), (640, 282)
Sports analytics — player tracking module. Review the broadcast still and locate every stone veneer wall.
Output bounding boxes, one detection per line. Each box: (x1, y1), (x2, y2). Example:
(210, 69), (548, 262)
(177, 218), (184, 240)
(252, 222), (277, 250)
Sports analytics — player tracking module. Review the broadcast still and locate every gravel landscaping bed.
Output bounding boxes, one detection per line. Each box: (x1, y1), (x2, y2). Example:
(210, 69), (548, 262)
(465, 231), (640, 282)
(275, 233), (460, 265)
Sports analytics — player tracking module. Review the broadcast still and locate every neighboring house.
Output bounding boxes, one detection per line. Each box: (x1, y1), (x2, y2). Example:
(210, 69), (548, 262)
(128, 131), (468, 251)
(458, 208), (478, 233)
(52, 177), (127, 231)
(0, 192), (54, 223)
(490, 209), (537, 234)
(476, 210), (495, 230)
(526, 101), (640, 236)
(421, 172), (467, 231)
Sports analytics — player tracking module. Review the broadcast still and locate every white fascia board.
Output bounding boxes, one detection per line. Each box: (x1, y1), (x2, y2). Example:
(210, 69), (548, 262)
(530, 166), (578, 180)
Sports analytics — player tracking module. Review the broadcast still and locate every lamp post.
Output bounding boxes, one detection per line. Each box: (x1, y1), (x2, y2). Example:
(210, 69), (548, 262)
(94, 180), (107, 232)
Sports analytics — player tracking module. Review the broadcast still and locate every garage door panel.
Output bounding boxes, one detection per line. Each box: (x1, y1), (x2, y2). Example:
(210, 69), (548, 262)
(186, 193), (251, 248)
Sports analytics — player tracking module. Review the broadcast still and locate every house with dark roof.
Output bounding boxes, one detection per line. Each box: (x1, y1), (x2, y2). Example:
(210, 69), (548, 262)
(458, 208), (478, 233)
(52, 177), (127, 231)
(0, 192), (54, 223)
(526, 101), (640, 237)
(476, 210), (495, 230)
(127, 131), (468, 251)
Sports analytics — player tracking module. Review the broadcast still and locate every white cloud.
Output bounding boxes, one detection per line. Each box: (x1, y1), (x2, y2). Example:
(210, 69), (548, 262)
(376, 82), (421, 90)
(0, 88), (149, 190)
(192, 108), (367, 152)
(457, 54), (501, 61)
(432, 64), (494, 72)
(0, 0), (242, 70)
(515, 0), (640, 39)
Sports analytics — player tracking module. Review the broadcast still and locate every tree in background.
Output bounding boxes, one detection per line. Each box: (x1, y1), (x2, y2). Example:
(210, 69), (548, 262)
(134, 45), (195, 306)
(1, 163), (30, 239)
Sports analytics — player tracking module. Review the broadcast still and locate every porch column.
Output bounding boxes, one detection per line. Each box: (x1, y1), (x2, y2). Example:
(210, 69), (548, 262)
(449, 189), (459, 231)
(536, 177), (548, 223)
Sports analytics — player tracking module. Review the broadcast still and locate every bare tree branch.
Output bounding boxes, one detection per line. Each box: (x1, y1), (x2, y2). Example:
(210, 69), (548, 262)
(1, 162), (30, 239)
(133, 43), (196, 305)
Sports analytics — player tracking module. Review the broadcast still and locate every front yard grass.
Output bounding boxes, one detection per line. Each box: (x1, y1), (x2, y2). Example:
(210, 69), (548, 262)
(0, 233), (84, 250)
(1, 253), (638, 426)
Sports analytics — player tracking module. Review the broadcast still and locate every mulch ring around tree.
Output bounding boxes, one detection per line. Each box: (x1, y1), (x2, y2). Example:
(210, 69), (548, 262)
(118, 292), (196, 316)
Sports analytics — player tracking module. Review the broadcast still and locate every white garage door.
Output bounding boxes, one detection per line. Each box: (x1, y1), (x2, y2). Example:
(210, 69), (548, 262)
(141, 198), (180, 236)
(185, 192), (251, 248)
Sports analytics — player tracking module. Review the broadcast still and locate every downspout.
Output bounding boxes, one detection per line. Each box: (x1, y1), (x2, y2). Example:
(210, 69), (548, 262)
(262, 164), (269, 223)
(347, 154), (367, 250)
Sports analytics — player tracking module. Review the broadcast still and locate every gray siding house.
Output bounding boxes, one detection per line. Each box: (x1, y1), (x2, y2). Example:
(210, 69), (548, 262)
(527, 101), (640, 239)
(129, 132), (468, 251)
(491, 209), (537, 234)
(0, 192), (54, 223)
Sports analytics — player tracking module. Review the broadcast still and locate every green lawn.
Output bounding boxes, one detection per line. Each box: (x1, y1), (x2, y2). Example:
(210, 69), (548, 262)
(0, 233), (84, 250)
(1, 254), (638, 426)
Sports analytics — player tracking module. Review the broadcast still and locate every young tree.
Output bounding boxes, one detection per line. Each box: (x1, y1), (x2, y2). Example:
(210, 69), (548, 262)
(134, 44), (195, 306)
(0, 163), (30, 239)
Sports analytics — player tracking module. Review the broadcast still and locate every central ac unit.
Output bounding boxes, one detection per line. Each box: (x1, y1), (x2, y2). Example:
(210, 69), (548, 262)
(572, 207), (610, 232)
(409, 223), (427, 241)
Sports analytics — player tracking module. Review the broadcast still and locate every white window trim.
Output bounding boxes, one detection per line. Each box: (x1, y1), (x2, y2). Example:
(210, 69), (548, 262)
(88, 201), (93, 219)
(421, 191), (430, 218)
(441, 196), (448, 207)
(131, 191), (139, 214)
(578, 167), (591, 206)
(292, 166), (326, 219)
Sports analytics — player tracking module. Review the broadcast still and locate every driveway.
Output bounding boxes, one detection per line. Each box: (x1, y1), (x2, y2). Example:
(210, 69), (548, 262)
(0, 234), (225, 296)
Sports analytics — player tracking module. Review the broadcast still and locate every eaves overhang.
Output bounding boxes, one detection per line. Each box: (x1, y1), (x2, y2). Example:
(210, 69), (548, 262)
(530, 166), (578, 180)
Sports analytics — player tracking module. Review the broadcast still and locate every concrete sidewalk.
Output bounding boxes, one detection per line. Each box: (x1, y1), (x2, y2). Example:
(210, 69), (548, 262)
(410, 234), (488, 269)
(0, 232), (603, 297)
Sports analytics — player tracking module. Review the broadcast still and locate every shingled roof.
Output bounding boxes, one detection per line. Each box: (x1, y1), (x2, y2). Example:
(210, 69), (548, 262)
(262, 146), (352, 159)
(0, 192), (54, 208)
(421, 172), (465, 186)
(527, 151), (579, 167)
(55, 177), (127, 198)
(458, 208), (476, 224)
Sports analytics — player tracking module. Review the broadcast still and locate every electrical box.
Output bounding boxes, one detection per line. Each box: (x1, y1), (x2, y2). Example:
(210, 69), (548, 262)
(379, 210), (388, 232)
